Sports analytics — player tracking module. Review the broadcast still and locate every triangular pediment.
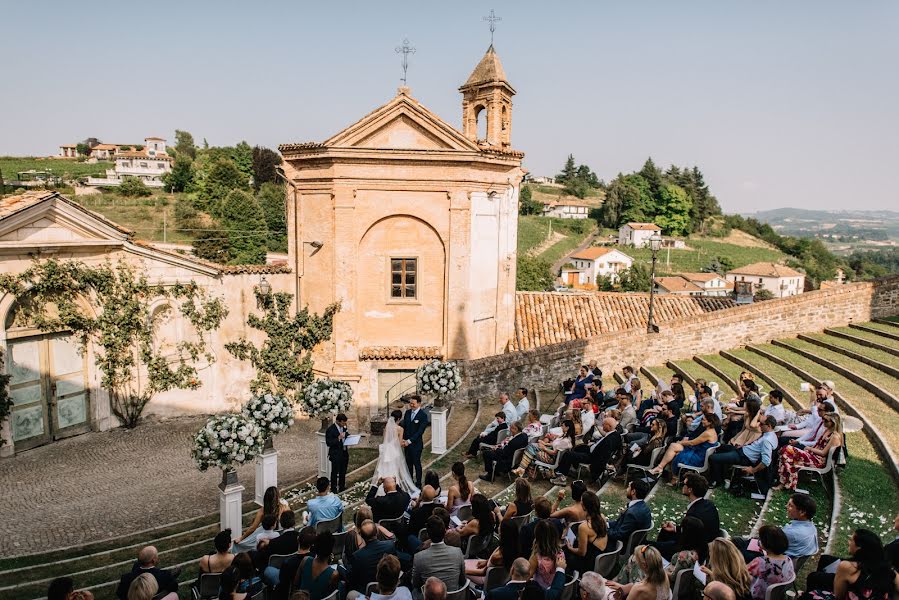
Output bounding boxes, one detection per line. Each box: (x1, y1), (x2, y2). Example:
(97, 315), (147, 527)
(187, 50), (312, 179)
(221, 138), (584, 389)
(325, 94), (480, 152)
(0, 194), (130, 244)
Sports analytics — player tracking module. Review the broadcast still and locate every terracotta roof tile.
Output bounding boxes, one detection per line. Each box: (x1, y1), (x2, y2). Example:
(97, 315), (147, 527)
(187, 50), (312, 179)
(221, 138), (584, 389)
(727, 262), (803, 278)
(0, 191), (56, 219)
(511, 291), (736, 351)
(654, 276), (704, 293)
(461, 45), (508, 88)
(570, 247), (626, 261)
(624, 222), (661, 231)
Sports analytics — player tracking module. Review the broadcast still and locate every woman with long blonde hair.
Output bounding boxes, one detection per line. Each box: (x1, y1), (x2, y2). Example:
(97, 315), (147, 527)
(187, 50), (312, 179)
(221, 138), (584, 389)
(607, 545), (670, 599)
(701, 538), (752, 600)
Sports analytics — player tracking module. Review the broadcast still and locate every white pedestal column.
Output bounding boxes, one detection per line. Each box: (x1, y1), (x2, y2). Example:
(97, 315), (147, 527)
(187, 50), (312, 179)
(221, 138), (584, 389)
(317, 430), (330, 479)
(430, 407), (448, 455)
(254, 445), (279, 506)
(219, 471), (244, 534)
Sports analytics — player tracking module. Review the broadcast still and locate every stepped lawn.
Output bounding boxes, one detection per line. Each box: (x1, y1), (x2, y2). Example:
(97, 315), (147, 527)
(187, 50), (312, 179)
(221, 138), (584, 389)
(0, 156), (113, 181)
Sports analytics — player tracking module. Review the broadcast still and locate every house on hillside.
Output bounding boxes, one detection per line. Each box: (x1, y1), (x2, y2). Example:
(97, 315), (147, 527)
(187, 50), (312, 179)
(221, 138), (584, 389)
(531, 176), (555, 184)
(86, 137), (172, 188)
(654, 276), (703, 296)
(542, 200), (590, 219)
(88, 144), (120, 160)
(618, 222), (661, 247)
(58, 144), (78, 158)
(678, 272), (733, 296)
(561, 247), (633, 287)
(726, 262), (805, 297)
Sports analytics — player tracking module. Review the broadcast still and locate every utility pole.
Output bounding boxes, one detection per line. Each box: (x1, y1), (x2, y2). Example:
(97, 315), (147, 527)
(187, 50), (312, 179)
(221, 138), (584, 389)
(163, 209), (167, 243)
(646, 235), (662, 334)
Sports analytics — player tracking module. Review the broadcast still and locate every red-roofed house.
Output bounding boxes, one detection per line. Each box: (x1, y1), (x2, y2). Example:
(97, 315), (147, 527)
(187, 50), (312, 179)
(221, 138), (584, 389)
(726, 262), (805, 297)
(618, 222), (662, 247)
(561, 247), (633, 287)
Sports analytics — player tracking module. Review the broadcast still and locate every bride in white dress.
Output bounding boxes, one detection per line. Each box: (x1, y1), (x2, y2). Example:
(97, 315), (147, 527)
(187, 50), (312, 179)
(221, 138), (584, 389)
(371, 409), (421, 497)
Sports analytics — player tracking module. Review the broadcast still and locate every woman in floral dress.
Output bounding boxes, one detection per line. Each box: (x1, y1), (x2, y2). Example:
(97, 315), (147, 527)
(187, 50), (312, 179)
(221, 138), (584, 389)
(512, 420), (576, 479)
(778, 413), (843, 490)
(748, 526), (795, 600)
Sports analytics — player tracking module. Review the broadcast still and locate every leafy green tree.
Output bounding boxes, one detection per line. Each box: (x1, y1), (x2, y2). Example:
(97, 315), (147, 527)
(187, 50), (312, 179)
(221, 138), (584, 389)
(252, 146), (282, 190)
(0, 349), (11, 447)
(164, 154), (194, 192)
(640, 157), (664, 198)
(175, 130), (196, 159)
(596, 274), (615, 291)
(557, 154), (577, 184)
(703, 256), (734, 275)
(257, 182), (287, 253)
(192, 228), (232, 264)
(619, 174), (653, 224)
(516, 254), (554, 291)
(518, 185), (542, 215)
(231, 141), (254, 183)
(654, 183), (693, 236)
(220, 189), (267, 264)
(225, 290), (339, 403)
(203, 159), (248, 208)
(576, 164), (600, 187)
(618, 263), (652, 292)
(118, 176), (152, 197)
(753, 288), (775, 302)
(76, 142), (90, 157)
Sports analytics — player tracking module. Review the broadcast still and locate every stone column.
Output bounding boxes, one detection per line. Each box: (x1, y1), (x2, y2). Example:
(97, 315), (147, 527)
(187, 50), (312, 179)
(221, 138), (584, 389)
(219, 471), (244, 534)
(430, 406), (448, 455)
(317, 430), (330, 479)
(254, 442), (279, 506)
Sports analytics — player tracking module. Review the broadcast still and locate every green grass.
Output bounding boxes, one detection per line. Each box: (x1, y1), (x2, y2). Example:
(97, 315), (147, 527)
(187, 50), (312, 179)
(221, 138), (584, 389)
(810, 333), (899, 371)
(0, 156), (114, 182)
(828, 326), (896, 346)
(861, 321), (899, 336)
(725, 349), (806, 407)
(73, 192), (198, 243)
(778, 338), (899, 400)
(517, 216), (594, 257)
(670, 360), (723, 391)
(625, 238), (786, 276)
(710, 489), (764, 538)
(697, 355), (744, 390)
(541, 228), (597, 267)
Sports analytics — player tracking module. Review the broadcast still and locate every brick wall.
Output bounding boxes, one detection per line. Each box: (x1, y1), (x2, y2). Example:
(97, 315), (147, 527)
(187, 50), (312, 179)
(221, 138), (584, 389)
(460, 275), (899, 401)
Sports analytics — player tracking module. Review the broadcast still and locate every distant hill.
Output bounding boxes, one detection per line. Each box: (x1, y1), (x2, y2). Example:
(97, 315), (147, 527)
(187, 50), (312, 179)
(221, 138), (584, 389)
(750, 207), (899, 222)
(748, 207), (899, 244)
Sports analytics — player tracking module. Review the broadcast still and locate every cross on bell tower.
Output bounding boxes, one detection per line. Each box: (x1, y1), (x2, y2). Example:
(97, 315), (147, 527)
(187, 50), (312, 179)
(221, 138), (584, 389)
(483, 9), (501, 45)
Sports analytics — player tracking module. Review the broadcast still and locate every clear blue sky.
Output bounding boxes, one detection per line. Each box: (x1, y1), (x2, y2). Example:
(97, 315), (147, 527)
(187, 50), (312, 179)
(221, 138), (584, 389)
(2, 1), (897, 212)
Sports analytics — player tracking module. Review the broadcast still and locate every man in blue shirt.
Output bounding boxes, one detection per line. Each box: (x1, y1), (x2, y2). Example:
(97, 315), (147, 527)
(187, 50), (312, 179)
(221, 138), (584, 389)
(708, 416), (778, 494)
(306, 476), (344, 526)
(734, 493), (818, 562)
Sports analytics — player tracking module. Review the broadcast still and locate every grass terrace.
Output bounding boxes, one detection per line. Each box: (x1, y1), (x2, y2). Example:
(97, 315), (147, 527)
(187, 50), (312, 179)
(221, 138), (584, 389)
(828, 325), (897, 346)
(812, 332), (899, 366)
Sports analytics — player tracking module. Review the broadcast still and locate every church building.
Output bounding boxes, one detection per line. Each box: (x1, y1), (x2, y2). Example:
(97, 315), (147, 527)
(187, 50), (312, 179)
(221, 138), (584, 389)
(279, 45), (524, 421)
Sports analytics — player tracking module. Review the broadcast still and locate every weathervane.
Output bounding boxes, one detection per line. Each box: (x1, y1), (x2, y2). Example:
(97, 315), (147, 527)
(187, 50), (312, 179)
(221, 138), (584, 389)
(395, 38), (416, 85)
(483, 9), (501, 45)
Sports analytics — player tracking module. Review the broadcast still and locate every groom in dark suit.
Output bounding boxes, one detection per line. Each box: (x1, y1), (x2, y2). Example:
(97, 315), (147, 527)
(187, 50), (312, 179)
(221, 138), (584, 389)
(402, 395), (429, 488)
(325, 413), (350, 492)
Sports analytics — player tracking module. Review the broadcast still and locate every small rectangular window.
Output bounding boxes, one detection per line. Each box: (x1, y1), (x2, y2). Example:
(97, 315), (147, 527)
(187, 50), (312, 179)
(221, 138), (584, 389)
(140, 162), (148, 168)
(390, 258), (417, 299)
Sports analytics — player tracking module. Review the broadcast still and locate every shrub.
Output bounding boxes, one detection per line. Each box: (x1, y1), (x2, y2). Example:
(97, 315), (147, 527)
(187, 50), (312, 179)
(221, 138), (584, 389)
(118, 176), (152, 197)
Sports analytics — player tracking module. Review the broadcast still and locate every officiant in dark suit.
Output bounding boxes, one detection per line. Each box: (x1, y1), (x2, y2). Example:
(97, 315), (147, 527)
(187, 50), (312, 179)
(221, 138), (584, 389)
(402, 395), (429, 488)
(325, 413), (350, 492)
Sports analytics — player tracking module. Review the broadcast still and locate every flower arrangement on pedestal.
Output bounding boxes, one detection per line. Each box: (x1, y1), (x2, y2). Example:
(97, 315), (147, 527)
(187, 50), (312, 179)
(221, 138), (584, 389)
(301, 378), (353, 428)
(192, 413), (265, 475)
(242, 393), (294, 446)
(416, 360), (461, 406)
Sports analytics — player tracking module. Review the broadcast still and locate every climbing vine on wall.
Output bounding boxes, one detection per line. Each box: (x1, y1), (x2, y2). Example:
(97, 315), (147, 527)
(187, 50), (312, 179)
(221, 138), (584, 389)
(225, 288), (339, 404)
(0, 349), (11, 446)
(0, 259), (227, 429)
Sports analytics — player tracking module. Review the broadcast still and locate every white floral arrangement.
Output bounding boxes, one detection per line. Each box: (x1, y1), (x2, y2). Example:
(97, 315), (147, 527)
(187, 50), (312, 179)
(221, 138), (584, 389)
(300, 378), (353, 417)
(242, 393), (294, 439)
(416, 360), (461, 398)
(192, 413), (264, 472)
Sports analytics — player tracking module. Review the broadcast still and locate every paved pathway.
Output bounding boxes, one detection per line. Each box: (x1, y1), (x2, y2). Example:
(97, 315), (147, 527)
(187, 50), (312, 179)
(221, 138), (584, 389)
(0, 415), (322, 556)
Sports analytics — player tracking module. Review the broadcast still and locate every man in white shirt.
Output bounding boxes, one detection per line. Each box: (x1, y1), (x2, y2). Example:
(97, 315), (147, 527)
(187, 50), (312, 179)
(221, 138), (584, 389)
(622, 366), (638, 394)
(764, 390), (787, 423)
(499, 392), (518, 424)
(514, 387), (530, 421)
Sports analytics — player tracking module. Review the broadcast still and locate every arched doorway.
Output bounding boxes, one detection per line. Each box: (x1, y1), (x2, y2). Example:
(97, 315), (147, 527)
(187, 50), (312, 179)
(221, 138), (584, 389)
(4, 299), (91, 451)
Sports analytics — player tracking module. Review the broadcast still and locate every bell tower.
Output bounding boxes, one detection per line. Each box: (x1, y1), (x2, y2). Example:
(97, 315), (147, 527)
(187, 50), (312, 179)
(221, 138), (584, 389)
(459, 45), (516, 148)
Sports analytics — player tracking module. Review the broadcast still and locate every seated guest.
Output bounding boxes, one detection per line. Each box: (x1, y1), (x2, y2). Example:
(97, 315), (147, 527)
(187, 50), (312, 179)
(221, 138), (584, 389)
(366, 476), (412, 524)
(747, 526), (794, 600)
(306, 476), (344, 527)
(368, 554), (413, 600)
(446, 462), (475, 517)
(417, 507), (462, 550)
(480, 421), (528, 482)
(236, 486), (288, 546)
(513, 419), (576, 479)
(528, 520), (564, 590)
(455, 493), (497, 555)
(726, 396), (763, 446)
(704, 581), (737, 600)
(668, 382), (687, 415)
(515, 387), (531, 421)
(197, 529), (234, 575)
(649, 413), (720, 477)
(613, 388), (637, 430)
(48, 577), (95, 600)
(663, 516), (707, 580)
(708, 415), (778, 494)
(608, 545), (670, 600)
(550, 479), (588, 524)
(412, 516), (466, 599)
(497, 478), (534, 522)
(346, 506), (395, 559)
(464, 412), (509, 459)
(499, 392), (519, 424)
(116, 546), (180, 600)
(734, 493), (818, 562)
(778, 413), (843, 491)
(782, 386), (835, 440)
(588, 360), (603, 379)
(622, 366), (638, 393)
(521, 497), (563, 558)
(523, 409), (544, 438)
(580, 401), (597, 433)
(683, 394), (721, 433)
(257, 510), (299, 579)
(551, 417), (621, 485)
(414, 470), (442, 506)
(234, 513), (279, 552)
(345, 520), (398, 595)
(764, 390), (786, 423)
(624, 418), (667, 468)
(607, 480), (652, 547)
(126, 573), (174, 600)
(568, 365), (594, 401)
(465, 520), (521, 586)
(423, 577), (446, 600)
(273, 526), (316, 600)
(805, 528), (899, 599)
(628, 378), (644, 408)
(232, 553), (262, 596)
(487, 557), (565, 600)
(294, 531), (340, 600)
(699, 538), (752, 600)
(562, 491), (608, 575)
(652, 473), (719, 558)
(579, 571), (613, 600)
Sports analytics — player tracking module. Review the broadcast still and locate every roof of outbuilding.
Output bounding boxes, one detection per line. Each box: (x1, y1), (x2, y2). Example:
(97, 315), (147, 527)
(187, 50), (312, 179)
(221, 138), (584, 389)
(511, 291), (736, 351)
(623, 222), (661, 231)
(654, 276), (704, 293)
(727, 262), (803, 278)
(0, 191), (132, 235)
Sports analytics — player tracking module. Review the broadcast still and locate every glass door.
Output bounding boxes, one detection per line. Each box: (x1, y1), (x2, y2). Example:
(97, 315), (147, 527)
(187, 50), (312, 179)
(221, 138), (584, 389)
(48, 333), (90, 439)
(7, 338), (51, 451)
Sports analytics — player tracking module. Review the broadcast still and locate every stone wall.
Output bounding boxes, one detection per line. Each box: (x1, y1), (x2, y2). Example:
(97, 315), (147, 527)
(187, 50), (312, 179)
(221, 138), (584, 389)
(460, 276), (899, 402)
